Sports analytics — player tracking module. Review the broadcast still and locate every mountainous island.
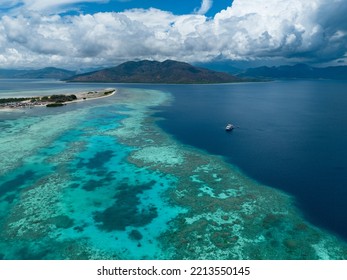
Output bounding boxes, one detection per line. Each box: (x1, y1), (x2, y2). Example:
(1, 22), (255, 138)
(1, 61), (346, 82)
(238, 64), (347, 80)
(0, 67), (76, 79)
(65, 60), (245, 83)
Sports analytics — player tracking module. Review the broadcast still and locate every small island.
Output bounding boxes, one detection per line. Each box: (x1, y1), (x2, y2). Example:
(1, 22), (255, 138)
(0, 88), (116, 110)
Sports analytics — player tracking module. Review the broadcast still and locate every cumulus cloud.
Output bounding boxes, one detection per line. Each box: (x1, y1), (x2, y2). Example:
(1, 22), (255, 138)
(0, 0), (346, 69)
(216, 0), (347, 61)
(195, 0), (213, 15)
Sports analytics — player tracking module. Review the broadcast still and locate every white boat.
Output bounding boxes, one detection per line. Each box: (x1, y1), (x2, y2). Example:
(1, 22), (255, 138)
(225, 123), (234, 131)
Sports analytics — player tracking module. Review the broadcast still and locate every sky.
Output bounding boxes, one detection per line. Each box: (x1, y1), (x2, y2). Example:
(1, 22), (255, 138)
(0, 0), (346, 69)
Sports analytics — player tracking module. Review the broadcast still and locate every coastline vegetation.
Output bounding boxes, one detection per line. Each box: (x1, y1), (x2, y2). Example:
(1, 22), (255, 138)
(46, 102), (66, 107)
(0, 89), (115, 110)
(0, 97), (31, 104)
(41, 94), (77, 102)
(0, 94), (77, 104)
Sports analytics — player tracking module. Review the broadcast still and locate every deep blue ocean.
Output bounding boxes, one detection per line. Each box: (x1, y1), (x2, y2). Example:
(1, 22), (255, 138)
(152, 80), (347, 241)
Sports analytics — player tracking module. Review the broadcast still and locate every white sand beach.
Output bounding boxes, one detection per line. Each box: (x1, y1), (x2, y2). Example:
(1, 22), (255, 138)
(0, 88), (117, 110)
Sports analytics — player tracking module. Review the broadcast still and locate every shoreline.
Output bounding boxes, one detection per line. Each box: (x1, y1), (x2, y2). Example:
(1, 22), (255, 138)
(0, 88), (116, 111)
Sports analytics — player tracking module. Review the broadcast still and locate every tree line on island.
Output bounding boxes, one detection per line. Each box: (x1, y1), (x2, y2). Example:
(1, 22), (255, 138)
(0, 94), (78, 108)
(0, 94), (77, 104)
(0, 89), (115, 110)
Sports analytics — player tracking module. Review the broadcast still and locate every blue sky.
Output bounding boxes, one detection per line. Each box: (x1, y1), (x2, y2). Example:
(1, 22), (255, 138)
(0, 0), (231, 17)
(0, 0), (346, 69)
(77, 0), (232, 17)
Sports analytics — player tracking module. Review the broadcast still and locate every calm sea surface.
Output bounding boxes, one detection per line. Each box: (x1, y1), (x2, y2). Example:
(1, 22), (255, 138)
(152, 80), (347, 240)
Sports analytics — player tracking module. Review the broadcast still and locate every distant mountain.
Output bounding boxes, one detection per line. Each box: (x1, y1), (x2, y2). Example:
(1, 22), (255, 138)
(65, 60), (246, 83)
(0, 67), (76, 79)
(194, 61), (243, 75)
(238, 64), (347, 80)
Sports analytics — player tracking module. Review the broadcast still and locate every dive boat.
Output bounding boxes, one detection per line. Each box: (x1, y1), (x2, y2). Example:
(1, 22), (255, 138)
(225, 123), (234, 131)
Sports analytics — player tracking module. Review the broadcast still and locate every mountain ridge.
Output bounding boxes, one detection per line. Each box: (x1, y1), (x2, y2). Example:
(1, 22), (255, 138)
(2, 62), (347, 81)
(65, 60), (246, 83)
(238, 64), (347, 79)
(0, 67), (76, 79)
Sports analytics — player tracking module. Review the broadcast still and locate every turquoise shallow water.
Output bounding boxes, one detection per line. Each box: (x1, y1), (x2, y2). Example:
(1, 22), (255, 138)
(0, 89), (182, 259)
(1, 83), (347, 259)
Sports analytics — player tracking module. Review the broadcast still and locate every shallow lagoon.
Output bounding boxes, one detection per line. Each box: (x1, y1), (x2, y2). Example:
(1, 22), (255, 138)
(0, 81), (347, 259)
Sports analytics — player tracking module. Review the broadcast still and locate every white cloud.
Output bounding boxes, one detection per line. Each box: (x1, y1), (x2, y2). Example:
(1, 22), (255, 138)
(195, 0), (213, 15)
(211, 0), (347, 61)
(0, 0), (346, 69)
